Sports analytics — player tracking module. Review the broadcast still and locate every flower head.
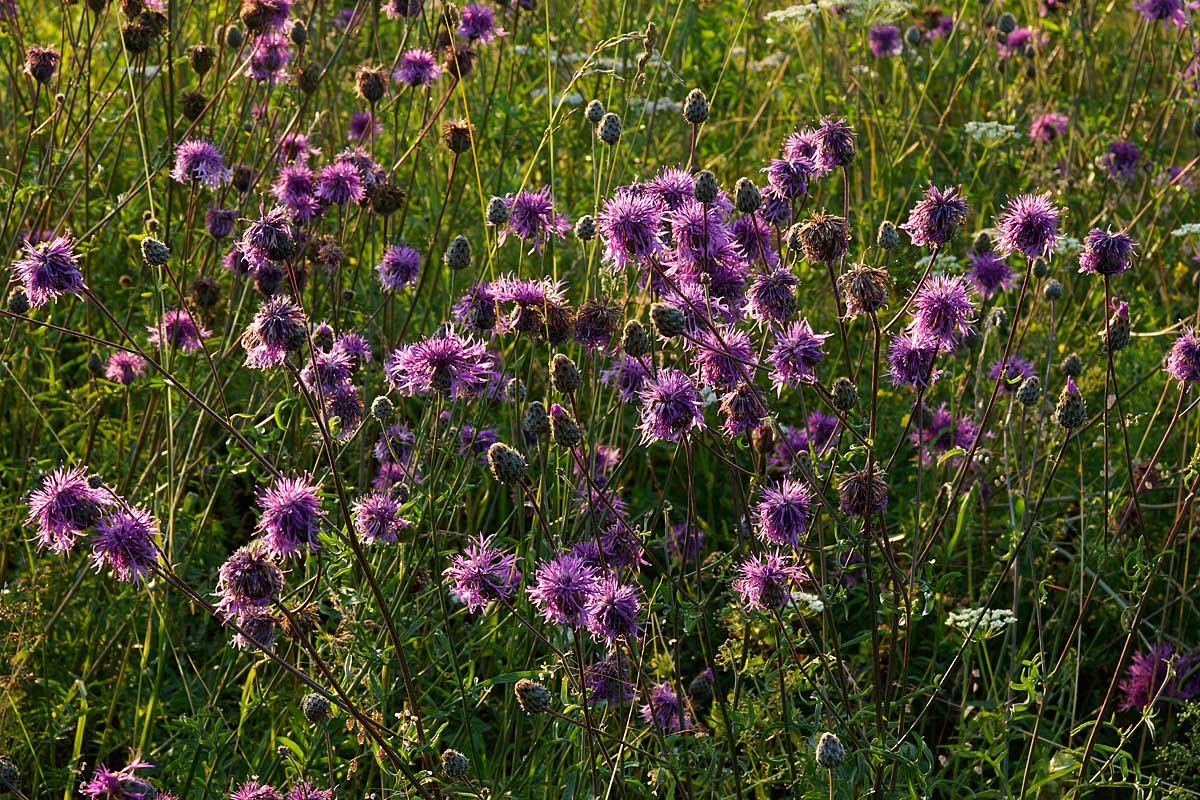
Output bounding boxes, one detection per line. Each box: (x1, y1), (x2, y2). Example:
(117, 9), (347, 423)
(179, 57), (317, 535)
(770, 319), (830, 391)
(216, 543), (285, 619)
(497, 187), (570, 250)
(384, 328), (493, 398)
(755, 477), (815, 547)
(377, 244), (421, 291)
(1029, 112), (1069, 142)
(352, 491), (409, 544)
(11, 233), (86, 308)
(1078, 228), (1137, 276)
(104, 351), (148, 384)
(1100, 139), (1142, 182)
(900, 184), (969, 248)
(147, 309), (212, 352)
(966, 251), (1015, 299)
(171, 139), (231, 187)
(242, 296), (307, 368)
(734, 552), (802, 610)
(444, 534), (522, 612)
(527, 552), (599, 625)
(585, 577), (641, 645)
(395, 48), (442, 87)
(640, 682), (690, 733)
(637, 367), (705, 444)
(1135, 0), (1188, 27)
(26, 465), (113, 552)
(1166, 327), (1200, 384)
(316, 161), (366, 205)
(81, 760), (156, 799)
(995, 192), (1062, 259)
(887, 329), (940, 388)
(459, 4), (505, 42)
(911, 274), (977, 350)
(255, 474), (325, 559)
(597, 188), (665, 269)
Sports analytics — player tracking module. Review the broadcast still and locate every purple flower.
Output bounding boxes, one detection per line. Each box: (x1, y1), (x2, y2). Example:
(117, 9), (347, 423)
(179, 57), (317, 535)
(1100, 139), (1143, 182)
(669, 200), (734, 265)
(383, 0), (423, 17)
(271, 163), (322, 223)
(900, 183), (969, 248)
(279, 132), (319, 164)
(336, 146), (386, 187)
(732, 214), (780, 267)
(91, 507), (159, 582)
(285, 783), (333, 800)
(348, 110), (381, 142)
(694, 326), (755, 389)
(994, 192), (1062, 259)
(1118, 644), (1200, 711)
(747, 266), (798, 324)
(445, 534), (522, 613)
(1135, 0), (1188, 27)
(216, 543), (284, 619)
(762, 157), (817, 201)
(966, 251), (1015, 299)
(316, 161), (366, 205)
(247, 33), (291, 83)
(813, 116), (856, 170)
(1166, 327), (1200, 384)
(585, 577), (641, 645)
(887, 328), (940, 388)
(1078, 228), (1137, 276)
(352, 491), (408, 544)
(230, 780), (283, 800)
(644, 167), (698, 211)
(911, 403), (979, 464)
(205, 206), (238, 238)
(597, 188), (665, 269)
(255, 474), (325, 559)
(242, 295), (307, 368)
(11, 233), (86, 308)
(335, 331), (372, 363)
(81, 760), (156, 799)
(911, 274), (976, 350)
(759, 185), (793, 227)
(782, 128), (819, 162)
(26, 465), (113, 552)
(869, 24), (903, 56)
(459, 3), (505, 42)
(497, 187), (570, 250)
(769, 319), (830, 391)
(299, 347), (354, 393)
(637, 368), (705, 444)
(377, 244), (421, 291)
(395, 48), (442, 87)
(147, 309), (212, 352)
(240, 206), (297, 264)
(601, 355), (651, 402)
(733, 552), (802, 610)
(997, 26), (1039, 58)
(755, 477), (815, 547)
(586, 653), (637, 704)
(1029, 112), (1069, 142)
(384, 328), (493, 398)
(640, 682), (690, 733)
(170, 139), (231, 187)
(104, 351), (148, 384)
(988, 355), (1036, 390)
(527, 552), (599, 625)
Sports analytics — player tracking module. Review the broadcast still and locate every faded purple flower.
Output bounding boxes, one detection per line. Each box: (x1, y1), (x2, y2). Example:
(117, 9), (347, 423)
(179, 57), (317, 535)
(901, 183), (969, 248)
(255, 474), (325, 559)
(527, 552), (599, 626)
(995, 192), (1062, 259)
(445, 534), (522, 612)
(637, 367), (705, 444)
(11, 233), (86, 308)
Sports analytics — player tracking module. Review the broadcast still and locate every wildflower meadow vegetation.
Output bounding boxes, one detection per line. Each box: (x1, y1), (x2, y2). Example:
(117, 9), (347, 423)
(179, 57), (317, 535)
(4, 0), (1200, 796)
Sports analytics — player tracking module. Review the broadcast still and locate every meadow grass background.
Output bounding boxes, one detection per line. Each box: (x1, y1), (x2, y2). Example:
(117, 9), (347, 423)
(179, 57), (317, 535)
(2, 0), (1200, 797)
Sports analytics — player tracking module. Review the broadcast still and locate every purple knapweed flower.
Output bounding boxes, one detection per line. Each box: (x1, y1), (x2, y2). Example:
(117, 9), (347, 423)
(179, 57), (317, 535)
(869, 24), (903, 56)
(377, 244), (421, 291)
(316, 161), (366, 205)
(1118, 643), (1200, 711)
(171, 139), (231, 188)
(352, 491), (408, 544)
(286, 783), (333, 800)
(81, 759), (157, 799)
(459, 4), (505, 42)
(900, 183), (969, 248)
(279, 132), (319, 165)
(105, 351), (148, 384)
(1029, 112), (1069, 142)
(1078, 228), (1137, 276)
(601, 355), (651, 403)
(242, 295), (307, 369)
(229, 780), (284, 800)
(755, 477), (815, 547)
(762, 157), (817, 201)
(747, 266), (798, 324)
(255, 474), (325, 559)
(994, 192), (1062, 259)
(11, 233), (86, 308)
(640, 682), (690, 733)
(395, 49), (442, 87)
(26, 465), (113, 552)
(988, 355), (1036, 390)
(497, 186), (570, 250)
(644, 167), (698, 211)
(215, 543), (284, 619)
(527, 552), (599, 626)
(694, 325), (755, 389)
(636, 367), (705, 444)
(147, 309), (212, 352)
(247, 33), (291, 83)
(887, 328), (940, 388)
(205, 206), (238, 238)
(585, 577), (641, 645)
(733, 552), (803, 610)
(1100, 139), (1143, 182)
(597, 188), (665, 270)
(769, 319), (830, 391)
(384, 327), (492, 398)
(966, 250), (1015, 299)
(1135, 0), (1188, 27)
(586, 653), (637, 704)
(445, 534), (522, 612)
(91, 507), (160, 583)
(719, 383), (768, 438)
(348, 111), (381, 142)
(911, 274), (977, 351)
(814, 116), (856, 170)
(1166, 327), (1200, 384)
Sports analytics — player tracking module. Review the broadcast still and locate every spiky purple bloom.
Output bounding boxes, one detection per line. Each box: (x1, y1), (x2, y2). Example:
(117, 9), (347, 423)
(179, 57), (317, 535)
(147, 309), (211, 352)
(911, 274), (976, 350)
(279, 132), (319, 165)
(887, 329), (940, 388)
(247, 33), (291, 83)
(1077, 228), (1137, 276)
(395, 48), (442, 87)
(229, 780), (283, 800)
(1100, 139), (1143, 182)
(11, 233), (86, 308)
(284, 783), (332, 800)
(1118, 644), (1200, 711)
(26, 465), (113, 552)
(377, 244), (421, 292)
(694, 326), (755, 389)
(242, 295), (307, 369)
(336, 146), (386, 187)
(988, 355), (1036, 390)
(813, 116), (856, 170)
(1166, 327), (1200, 384)
(966, 251), (1015, 299)
(255, 474), (325, 559)
(240, 206), (296, 265)
(601, 355), (651, 403)
(640, 682), (690, 733)
(352, 492), (408, 544)
(271, 163), (321, 223)
(1135, 0), (1188, 27)
(497, 187), (570, 250)
(90, 507), (159, 583)
(733, 552), (802, 610)
(997, 26), (1038, 58)
(445, 534), (522, 613)
(527, 552), (599, 626)
(215, 544), (284, 619)
(759, 185), (793, 226)
(384, 328), (492, 398)
(770, 411), (841, 471)
(782, 128), (819, 162)
(869, 24), (903, 56)
(994, 192), (1062, 259)
(762, 157), (817, 201)
(459, 4), (504, 42)
(1030, 112), (1069, 142)
(373, 422), (416, 464)
(911, 403), (980, 464)
(719, 383), (768, 437)
(644, 167), (698, 211)
(300, 347), (354, 393)
(451, 281), (498, 332)
(104, 351), (148, 384)
(900, 183), (969, 248)
(585, 577), (641, 645)
(597, 188), (665, 269)
(770, 319), (830, 391)
(747, 266), (797, 323)
(205, 206), (237, 239)
(315, 161), (365, 206)
(383, 0), (423, 17)
(732, 214), (780, 267)
(586, 653), (637, 704)
(80, 760), (156, 799)
(348, 111), (381, 142)
(334, 332), (372, 364)
(636, 367), (705, 444)
(171, 140), (231, 188)
(669, 200), (735, 265)
(755, 477), (815, 547)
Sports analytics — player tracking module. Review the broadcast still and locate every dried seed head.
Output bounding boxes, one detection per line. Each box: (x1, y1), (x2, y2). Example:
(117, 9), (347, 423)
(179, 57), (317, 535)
(297, 63), (322, 94)
(442, 119), (475, 154)
(302, 692), (332, 724)
(683, 87), (709, 125)
(8, 288), (31, 315)
(816, 731), (846, 769)
(443, 235), (472, 271)
(1042, 278), (1063, 302)
(356, 65), (387, 103)
(189, 276), (222, 310)
(0, 755), (20, 791)
(596, 112), (622, 145)
(837, 468), (888, 518)
(181, 90), (208, 121)
(515, 679), (553, 714)
(795, 212), (850, 264)
(367, 181), (406, 216)
(838, 264), (891, 316)
(232, 163), (255, 193)
(441, 749), (469, 779)
(622, 319), (651, 357)
(734, 177), (761, 214)
(585, 99), (606, 124)
(188, 44), (216, 76)
(487, 442), (527, 484)
(973, 231), (993, 253)
(550, 353), (582, 395)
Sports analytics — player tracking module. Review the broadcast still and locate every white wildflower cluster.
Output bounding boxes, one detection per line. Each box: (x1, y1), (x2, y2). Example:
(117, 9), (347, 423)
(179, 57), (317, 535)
(794, 591), (825, 613)
(1171, 223), (1200, 238)
(764, 4), (822, 26)
(819, 0), (915, 22)
(946, 607), (1018, 638)
(1054, 235), (1082, 255)
(963, 121), (1020, 144)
